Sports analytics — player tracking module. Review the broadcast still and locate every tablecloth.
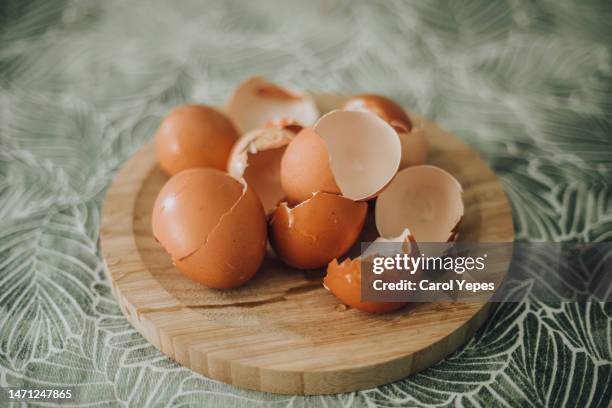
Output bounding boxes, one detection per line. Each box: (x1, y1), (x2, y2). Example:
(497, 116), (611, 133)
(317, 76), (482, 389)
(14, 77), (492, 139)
(1, 0), (611, 406)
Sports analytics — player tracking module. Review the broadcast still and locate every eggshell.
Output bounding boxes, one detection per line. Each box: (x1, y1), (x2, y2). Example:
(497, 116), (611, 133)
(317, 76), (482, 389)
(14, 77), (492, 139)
(280, 110), (401, 203)
(375, 165), (464, 242)
(325, 259), (406, 313)
(343, 94), (412, 133)
(316, 110), (401, 200)
(226, 76), (319, 134)
(269, 192), (367, 269)
(280, 127), (341, 204)
(154, 105), (239, 176)
(152, 168), (267, 288)
(324, 230), (417, 313)
(264, 118), (304, 134)
(343, 94), (428, 168)
(360, 228), (417, 260)
(227, 123), (300, 214)
(398, 126), (428, 168)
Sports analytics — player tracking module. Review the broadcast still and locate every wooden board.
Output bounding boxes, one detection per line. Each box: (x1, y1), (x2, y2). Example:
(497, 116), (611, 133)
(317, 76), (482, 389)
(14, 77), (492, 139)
(100, 95), (514, 395)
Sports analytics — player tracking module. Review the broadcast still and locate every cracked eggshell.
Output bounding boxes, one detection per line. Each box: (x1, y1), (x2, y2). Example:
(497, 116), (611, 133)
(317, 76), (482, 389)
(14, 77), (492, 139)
(269, 192), (367, 269)
(155, 104), (239, 176)
(315, 110), (402, 200)
(226, 76), (319, 134)
(280, 110), (401, 203)
(360, 228), (417, 260)
(325, 259), (406, 313)
(343, 94), (428, 169)
(324, 229), (416, 313)
(227, 124), (299, 215)
(375, 165), (464, 243)
(152, 168), (267, 289)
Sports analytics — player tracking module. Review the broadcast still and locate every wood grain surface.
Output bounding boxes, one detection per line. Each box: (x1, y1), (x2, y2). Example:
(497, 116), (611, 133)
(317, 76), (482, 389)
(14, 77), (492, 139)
(100, 95), (514, 395)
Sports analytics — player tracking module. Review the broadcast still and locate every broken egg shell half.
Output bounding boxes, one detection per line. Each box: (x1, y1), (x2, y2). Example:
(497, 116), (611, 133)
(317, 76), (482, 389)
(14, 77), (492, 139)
(226, 76), (319, 134)
(152, 168), (267, 289)
(269, 192), (368, 270)
(375, 165), (464, 243)
(343, 94), (428, 169)
(325, 259), (406, 313)
(155, 104), (239, 176)
(280, 110), (401, 204)
(343, 93), (412, 133)
(227, 125), (299, 215)
(324, 229), (416, 313)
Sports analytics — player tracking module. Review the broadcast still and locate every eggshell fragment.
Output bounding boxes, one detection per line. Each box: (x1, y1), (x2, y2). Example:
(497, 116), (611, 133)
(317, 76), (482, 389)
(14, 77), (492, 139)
(152, 168), (267, 288)
(264, 118), (304, 134)
(360, 228), (416, 260)
(227, 123), (300, 214)
(155, 104), (239, 175)
(280, 110), (401, 203)
(398, 125), (428, 168)
(325, 259), (406, 313)
(324, 229), (417, 313)
(280, 127), (341, 204)
(343, 94), (428, 168)
(316, 110), (402, 200)
(375, 165), (464, 242)
(343, 94), (412, 133)
(269, 192), (367, 269)
(226, 76), (319, 134)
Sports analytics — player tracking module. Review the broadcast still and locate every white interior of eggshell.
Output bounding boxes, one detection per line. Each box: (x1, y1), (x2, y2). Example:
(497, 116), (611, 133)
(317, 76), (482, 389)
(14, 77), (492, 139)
(342, 99), (371, 114)
(375, 165), (463, 242)
(314, 110), (401, 201)
(226, 76), (319, 134)
(361, 228), (414, 260)
(227, 127), (294, 214)
(243, 148), (286, 214)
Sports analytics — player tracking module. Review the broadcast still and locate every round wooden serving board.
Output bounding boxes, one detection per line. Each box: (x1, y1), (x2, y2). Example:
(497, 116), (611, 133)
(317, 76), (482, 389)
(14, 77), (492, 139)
(100, 95), (514, 395)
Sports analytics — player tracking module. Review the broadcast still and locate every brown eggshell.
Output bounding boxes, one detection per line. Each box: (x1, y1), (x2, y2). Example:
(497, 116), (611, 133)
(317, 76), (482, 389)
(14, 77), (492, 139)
(398, 126), (428, 168)
(375, 165), (464, 243)
(269, 192), (367, 269)
(175, 180), (267, 288)
(343, 94), (412, 133)
(155, 105), (239, 176)
(226, 76), (319, 134)
(325, 258), (406, 314)
(152, 169), (243, 258)
(324, 229), (417, 313)
(279, 127), (341, 204)
(344, 94), (428, 169)
(227, 125), (298, 214)
(280, 111), (401, 203)
(152, 168), (267, 288)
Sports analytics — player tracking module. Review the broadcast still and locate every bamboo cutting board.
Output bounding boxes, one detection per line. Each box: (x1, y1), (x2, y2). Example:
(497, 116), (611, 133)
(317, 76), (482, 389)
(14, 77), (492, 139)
(100, 95), (514, 395)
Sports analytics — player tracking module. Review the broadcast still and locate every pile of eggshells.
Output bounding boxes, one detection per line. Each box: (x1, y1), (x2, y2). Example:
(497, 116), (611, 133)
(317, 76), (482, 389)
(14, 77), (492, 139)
(152, 76), (463, 313)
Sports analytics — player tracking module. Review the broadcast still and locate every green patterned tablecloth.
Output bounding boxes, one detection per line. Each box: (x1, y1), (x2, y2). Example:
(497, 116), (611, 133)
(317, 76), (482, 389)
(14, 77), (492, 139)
(1, 1), (611, 406)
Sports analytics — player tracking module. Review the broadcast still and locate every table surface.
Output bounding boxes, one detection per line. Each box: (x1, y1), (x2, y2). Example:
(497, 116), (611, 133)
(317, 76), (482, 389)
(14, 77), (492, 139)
(1, 1), (610, 407)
